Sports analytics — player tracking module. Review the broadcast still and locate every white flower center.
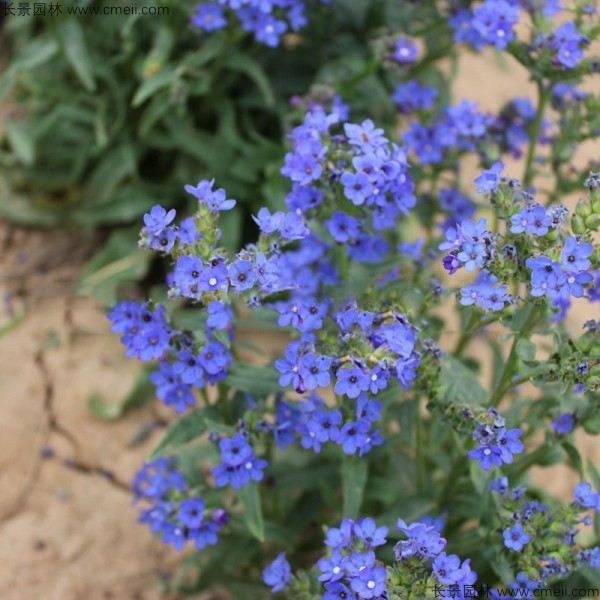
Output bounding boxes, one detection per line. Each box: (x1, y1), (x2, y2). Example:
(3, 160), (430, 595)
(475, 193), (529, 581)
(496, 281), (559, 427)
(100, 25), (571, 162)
(245, 462), (253, 470)
(399, 47), (409, 57)
(332, 566), (341, 574)
(367, 581), (375, 589)
(209, 277), (217, 286)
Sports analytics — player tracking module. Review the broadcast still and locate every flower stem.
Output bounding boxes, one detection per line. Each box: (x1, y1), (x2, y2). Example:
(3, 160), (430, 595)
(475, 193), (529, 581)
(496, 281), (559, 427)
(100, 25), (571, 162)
(523, 80), (552, 188)
(489, 304), (543, 407)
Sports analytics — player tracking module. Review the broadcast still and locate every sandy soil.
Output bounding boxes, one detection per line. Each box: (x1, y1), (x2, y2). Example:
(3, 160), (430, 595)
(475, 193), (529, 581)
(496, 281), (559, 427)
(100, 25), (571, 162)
(0, 42), (599, 600)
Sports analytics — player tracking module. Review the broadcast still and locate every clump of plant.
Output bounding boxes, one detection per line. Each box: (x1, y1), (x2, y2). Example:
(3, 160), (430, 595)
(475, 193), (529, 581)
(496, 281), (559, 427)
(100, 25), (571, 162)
(106, 1), (600, 598)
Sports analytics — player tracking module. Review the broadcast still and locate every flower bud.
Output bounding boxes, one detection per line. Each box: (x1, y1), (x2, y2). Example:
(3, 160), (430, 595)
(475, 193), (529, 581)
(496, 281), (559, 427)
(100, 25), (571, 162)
(584, 214), (600, 230)
(572, 215), (586, 234)
(575, 200), (592, 218)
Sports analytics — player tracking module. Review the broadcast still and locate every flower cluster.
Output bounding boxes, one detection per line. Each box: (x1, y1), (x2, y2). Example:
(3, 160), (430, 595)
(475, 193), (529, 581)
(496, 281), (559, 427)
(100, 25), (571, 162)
(488, 477), (600, 592)
(319, 517), (389, 599)
(403, 100), (492, 165)
(441, 162), (598, 319)
(191, 0), (327, 47)
(393, 518), (477, 599)
(467, 408), (524, 471)
(450, 0), (520, 51)
(263, 393), (384, 456)
(133, 458), (227, 551)
(211, 431), (268, 489)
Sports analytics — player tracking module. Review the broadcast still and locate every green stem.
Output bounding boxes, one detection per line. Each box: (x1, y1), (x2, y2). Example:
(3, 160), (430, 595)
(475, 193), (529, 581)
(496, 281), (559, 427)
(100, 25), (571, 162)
(489, 304), (542, 407)
(415, 397), (425, 493)
(523, 80), (553, 188)
(453, 312), (480, 358)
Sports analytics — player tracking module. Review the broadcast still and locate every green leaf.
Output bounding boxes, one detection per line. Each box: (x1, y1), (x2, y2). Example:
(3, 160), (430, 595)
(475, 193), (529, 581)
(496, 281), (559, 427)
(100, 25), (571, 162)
(53, 19), (96, 92)
(588, 459), (600, 490)
(132, 69), (177, 107)
(226, 363), (281, 397)
(342, 459), (368, 520)
(561, 441), (584, 479)
(88, 366), (154, 421)
(77, 229), (151, 305)
(149, 408), (209, 459)
(4, 121), (35, 166)
(0, 37), (59, 101)
(224, 54), (275, 107)
(516, 338), (537, 364)
(237, 482), (265, 543)
(440, 355), (488, 406)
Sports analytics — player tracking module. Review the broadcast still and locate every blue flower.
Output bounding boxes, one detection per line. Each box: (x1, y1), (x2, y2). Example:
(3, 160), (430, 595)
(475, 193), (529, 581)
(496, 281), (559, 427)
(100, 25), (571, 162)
(467, 445), (503, 471)
(496, 428), (524, 463)
(392, 80), (437, 113)
(349, 564), (387, 598)
(143, 205), (176, 235)
(218, 433), (253, 467)
(553, 413), (575, 434)
(474, 162), (505, 193)
(574, 482), (600, 510)
(191, 3), (227, 32)
(503, 524), (531, 551)
(299, 353), (332, 389)
(323, 582), (356, 600)
(228, 260), (257, 292)
(472, 0), (520, 50)
(393, 37), (418, 63)
(318, 548), (346, 582)
(184, 179), (236, 211)
(262, 552), (291, 593)
(341, 171), (374, 206)
(489, 476), (509, 495)
(327, 211), (361, 243)
(353, 517), (388, 548)
(433, 552), (464, 584)
(334, 365), (370, 399)
(510, 572), (540, 593)
(177, 498), (205, 529)
(561, 236), (593, 274)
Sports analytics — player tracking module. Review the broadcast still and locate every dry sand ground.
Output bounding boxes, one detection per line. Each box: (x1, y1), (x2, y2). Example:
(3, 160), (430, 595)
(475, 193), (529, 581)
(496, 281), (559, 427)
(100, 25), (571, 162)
(0, 46), (599, 600)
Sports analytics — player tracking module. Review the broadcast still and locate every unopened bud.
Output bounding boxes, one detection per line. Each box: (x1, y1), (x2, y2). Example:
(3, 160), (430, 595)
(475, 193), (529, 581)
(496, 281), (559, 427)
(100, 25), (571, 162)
(572, 215), (586, 234)
(575, 200), (592, 218)
(584, 214), (600, 230)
